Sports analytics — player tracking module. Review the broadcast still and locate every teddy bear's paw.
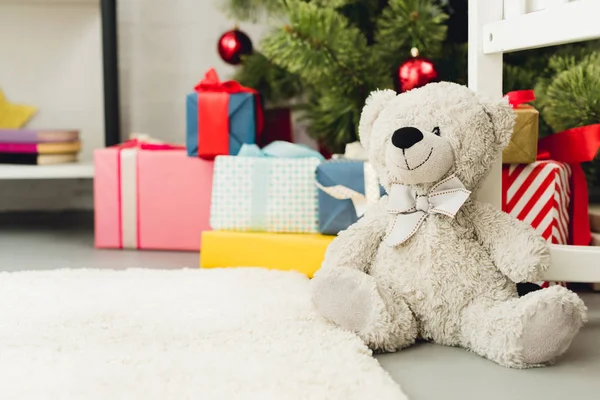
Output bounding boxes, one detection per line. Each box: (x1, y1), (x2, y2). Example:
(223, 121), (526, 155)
(360, 293), (418, 353)
(518, 286), (587, 365)
(311, 268), (385, 333)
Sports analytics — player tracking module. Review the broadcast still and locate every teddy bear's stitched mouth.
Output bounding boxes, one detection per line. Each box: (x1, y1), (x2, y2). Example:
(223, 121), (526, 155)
(398, 147), (434, 171)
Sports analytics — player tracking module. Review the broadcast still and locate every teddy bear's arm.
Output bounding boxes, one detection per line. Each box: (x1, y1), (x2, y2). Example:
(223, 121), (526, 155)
(466, 201), (551, 283)
(322, 198), (389, 272)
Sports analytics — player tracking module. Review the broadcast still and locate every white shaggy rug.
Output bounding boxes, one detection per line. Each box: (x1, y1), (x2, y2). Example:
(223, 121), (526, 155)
(0, 268), (406, 400)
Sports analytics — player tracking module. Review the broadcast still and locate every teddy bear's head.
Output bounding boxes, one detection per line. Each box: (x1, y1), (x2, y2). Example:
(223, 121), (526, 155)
(358, 82), (515, 192)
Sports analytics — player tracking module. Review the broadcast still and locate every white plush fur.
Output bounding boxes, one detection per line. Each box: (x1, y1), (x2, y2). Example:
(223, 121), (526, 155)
(0, 268), (407, 399)
(311, 82), (587, 368)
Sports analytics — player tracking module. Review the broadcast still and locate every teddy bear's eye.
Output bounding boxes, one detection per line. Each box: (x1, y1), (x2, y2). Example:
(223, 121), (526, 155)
(432, 127), (441, 136)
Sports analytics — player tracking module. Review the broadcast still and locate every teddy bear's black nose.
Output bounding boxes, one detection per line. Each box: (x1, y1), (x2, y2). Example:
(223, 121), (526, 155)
(391, 127), (423, 149)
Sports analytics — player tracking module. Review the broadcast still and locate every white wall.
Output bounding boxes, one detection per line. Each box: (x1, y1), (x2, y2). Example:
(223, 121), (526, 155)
(117, 0), (269, 144)
(1, 0), (279, 212)
(0, 2), (104, 164)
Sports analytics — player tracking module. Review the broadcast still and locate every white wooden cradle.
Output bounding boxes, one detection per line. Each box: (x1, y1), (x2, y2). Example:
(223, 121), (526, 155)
(468, 0), (600, 283)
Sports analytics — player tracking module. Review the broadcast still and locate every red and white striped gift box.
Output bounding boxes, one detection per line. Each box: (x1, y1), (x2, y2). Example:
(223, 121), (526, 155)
(502, 161), (572, 288)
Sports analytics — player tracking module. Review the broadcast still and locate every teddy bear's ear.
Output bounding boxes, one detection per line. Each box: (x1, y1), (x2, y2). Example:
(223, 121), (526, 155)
(358, 89), (397, 151)
(479, 95), (516, 148)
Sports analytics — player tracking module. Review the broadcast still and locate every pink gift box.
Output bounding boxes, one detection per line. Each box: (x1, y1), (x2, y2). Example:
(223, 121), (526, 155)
(94, 146), (213, 251)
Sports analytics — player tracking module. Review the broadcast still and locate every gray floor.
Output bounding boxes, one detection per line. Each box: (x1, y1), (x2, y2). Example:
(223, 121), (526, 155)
(1, 212), (599, 400)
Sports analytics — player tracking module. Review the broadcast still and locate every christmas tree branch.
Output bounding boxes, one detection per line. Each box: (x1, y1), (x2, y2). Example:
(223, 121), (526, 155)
(220, 0), (356, 22)
(260, 0), (374, 97)
(234, 51), (304, 106)
(535, 53), (600, 133)
(373, 0), (448, 71)
(299, 90), (361, 151)
(311, 0), (357, 7)
(281, 24), (364, 91)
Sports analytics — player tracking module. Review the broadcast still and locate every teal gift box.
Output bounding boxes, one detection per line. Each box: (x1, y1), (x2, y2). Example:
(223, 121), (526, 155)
(209, 142), (324, 233)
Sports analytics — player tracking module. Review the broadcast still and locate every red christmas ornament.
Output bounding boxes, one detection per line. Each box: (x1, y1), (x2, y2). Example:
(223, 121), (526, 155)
(217, 28), (253, 65)
(395, 48), (438, 93)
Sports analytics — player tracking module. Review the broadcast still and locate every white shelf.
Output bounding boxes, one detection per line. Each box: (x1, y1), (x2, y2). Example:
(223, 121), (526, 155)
(542, 244), (600, 282)
(483, 0), (600, 54)
(0, 161), (94, 180)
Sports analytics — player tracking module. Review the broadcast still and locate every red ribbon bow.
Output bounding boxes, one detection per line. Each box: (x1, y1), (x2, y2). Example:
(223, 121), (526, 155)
(194, 69), (264, 159)
(505, 90), (536, 108)
(536, 124), (600, 246)
(115, 137), (185, 151)
(194, 68), (247, 93)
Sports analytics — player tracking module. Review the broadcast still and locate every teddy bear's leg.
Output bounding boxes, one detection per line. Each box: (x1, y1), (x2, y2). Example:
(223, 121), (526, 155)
(461, 285), (587, 368)
(311, 267), (418, 352)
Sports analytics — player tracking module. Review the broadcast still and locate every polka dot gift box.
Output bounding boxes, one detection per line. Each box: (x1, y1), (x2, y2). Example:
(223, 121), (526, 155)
(210, 141), (324, 233)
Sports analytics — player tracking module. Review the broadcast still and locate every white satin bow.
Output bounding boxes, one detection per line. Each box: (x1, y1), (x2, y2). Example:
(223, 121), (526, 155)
(383, 174), (471, 246)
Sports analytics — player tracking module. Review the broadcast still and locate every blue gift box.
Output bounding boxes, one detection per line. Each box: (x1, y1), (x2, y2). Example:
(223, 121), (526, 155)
(186, 91), (257, 158)
(316, 159), (386, 235)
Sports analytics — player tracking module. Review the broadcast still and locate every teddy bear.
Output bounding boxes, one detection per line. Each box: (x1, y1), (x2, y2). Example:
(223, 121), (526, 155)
(310, 82), (587, 368)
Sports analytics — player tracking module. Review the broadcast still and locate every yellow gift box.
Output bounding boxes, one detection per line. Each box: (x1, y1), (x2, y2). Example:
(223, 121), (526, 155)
(502, 104), (539, 164)
(200, 231), (335, 277)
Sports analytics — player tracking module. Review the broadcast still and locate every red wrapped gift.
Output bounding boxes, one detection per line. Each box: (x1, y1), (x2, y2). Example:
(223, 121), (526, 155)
(502, 124), (600, 287)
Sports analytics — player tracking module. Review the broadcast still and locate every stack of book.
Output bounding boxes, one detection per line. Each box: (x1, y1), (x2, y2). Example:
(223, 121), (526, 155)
(0, 129), (80, 165)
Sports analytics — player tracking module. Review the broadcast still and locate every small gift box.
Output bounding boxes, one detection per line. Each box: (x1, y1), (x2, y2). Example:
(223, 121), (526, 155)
(200, 231), (335, 278)
(502, 90), (539, 164)
(186, 68), (263, 159)
(209, 141), (324, 233)
(316, 142), (384, 235)
(94, 135), (214, 251)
